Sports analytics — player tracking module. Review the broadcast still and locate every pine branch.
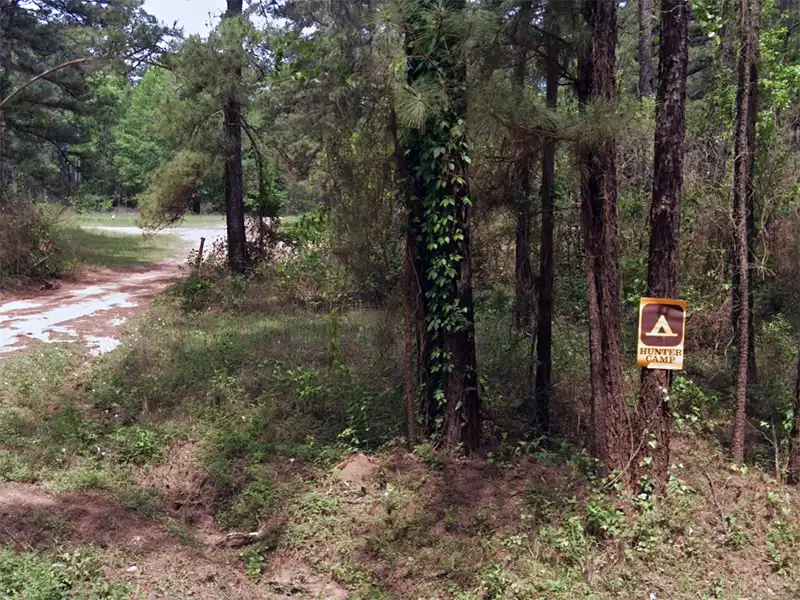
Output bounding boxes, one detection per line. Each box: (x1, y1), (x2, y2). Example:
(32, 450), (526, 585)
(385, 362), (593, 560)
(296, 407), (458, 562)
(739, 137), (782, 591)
(0, 56), (104, 109)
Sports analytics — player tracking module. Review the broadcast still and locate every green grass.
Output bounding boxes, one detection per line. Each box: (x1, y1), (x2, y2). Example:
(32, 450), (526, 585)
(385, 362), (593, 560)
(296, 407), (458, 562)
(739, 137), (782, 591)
(4, 272), (800, 599)
(0, 547), (131, 600)
(71, 211), (301, 230)
(67, 227), (181, 270)
(70, 211), (226, 229)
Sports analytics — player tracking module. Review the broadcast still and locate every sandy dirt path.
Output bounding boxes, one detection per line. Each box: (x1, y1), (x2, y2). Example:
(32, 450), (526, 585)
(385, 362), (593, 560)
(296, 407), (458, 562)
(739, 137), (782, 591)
(0, 226), (226, 357)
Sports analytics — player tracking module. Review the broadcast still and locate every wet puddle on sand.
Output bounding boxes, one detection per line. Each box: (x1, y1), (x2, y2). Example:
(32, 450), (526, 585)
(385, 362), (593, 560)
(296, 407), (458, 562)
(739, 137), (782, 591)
(0, 226), (226, 357)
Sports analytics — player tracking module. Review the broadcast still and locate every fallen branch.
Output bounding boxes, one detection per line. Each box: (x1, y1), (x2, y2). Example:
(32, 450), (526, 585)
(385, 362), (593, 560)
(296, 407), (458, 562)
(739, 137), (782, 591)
(214, 530), (264, 549)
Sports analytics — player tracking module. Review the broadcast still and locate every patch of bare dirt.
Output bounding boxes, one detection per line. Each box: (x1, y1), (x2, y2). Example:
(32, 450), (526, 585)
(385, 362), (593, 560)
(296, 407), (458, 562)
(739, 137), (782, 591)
(265, 556), (349, 598)
(135, 441), (219, 538)
(0, 483), (170, 552)
(333, 454), (379, 486)
(0, 482), (348, 599)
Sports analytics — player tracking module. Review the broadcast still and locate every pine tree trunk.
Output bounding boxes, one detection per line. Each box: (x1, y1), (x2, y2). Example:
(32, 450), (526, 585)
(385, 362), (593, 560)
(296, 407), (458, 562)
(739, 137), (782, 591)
(404, 0), (480, 450)
(637, 0), (655, 98)
(578, 0), (631, 472)
(440, 0), (480, 451)
(788, 343), (800, 483)
(441, 200), (481, 449)
(0, 0), (12, 208)
(224, 0), (247, 273)
(730, 0), (760, 464)
(512, 0), (534, 333)
(533, 19), (559, 433)
(633, 0), (689, 488)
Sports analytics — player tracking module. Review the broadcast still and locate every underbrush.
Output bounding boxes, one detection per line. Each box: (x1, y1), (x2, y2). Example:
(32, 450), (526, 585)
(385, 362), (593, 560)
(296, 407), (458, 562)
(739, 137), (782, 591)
(0, 203), (80, 283)
(0, 203), (180, 287)
(0, 546), (131, 600)
(3, 267), (800, 598)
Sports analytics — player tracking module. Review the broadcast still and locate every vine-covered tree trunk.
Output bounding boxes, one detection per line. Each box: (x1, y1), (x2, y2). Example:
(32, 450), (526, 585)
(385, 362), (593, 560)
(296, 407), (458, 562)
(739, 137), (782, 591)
(788, 343), (800, 483)
(731, 0), (760, 464)
(512, 0), (534, 334)
(633, 0), (689, 488)
(0, 0), (12, 208)
(638, 0), (655, 97)
(578, 0), (630, 471)
(224, 0), (247, 273)
(533, 17), (559, 433)
(404, 0), (480, 450)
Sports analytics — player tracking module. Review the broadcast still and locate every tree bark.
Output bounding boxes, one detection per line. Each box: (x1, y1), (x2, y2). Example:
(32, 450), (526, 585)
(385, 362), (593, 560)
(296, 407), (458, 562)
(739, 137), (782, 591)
(0, 0), (13, 208)
(578, 0), (631, 472)
(224, 0), (247, 273)
(533, 15), (559, 433)
(730, 0), (759, 464)
(787, 343), (800, 483)
(512, 0), (535, 334)
(633, 0), (689, 489)
(441, 194), (481, 450)
(404, 0), (480, 450)
(390, 104), (419, 450)
(439, 0), (480, 451)
(637, 0), (655, 98)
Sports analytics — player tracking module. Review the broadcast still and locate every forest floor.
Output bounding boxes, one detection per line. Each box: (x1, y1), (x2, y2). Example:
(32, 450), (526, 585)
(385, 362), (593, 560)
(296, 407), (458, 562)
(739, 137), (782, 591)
(3, 221), (800, 598)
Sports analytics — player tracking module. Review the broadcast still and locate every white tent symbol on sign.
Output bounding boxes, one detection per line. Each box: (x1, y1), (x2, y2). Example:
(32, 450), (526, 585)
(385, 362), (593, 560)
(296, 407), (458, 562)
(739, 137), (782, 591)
(646, 314), (678, 338)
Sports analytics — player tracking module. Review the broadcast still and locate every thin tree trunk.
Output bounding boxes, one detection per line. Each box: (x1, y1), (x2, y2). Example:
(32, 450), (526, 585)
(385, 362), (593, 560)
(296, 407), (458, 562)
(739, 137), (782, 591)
(513, 0), (535, 333)
(578, 0), (630, 472)
(533, 18), (559, 433)
(0, 0), (13, 208)
(787, 343), (800, 483)
(730, 0), (760, 464)
(403, 236), (418, 450)
(633, 0), (689, 488)
(390, 105), (419, 450)
(224, 0), (247, 273)
(638, 0), (655, 98)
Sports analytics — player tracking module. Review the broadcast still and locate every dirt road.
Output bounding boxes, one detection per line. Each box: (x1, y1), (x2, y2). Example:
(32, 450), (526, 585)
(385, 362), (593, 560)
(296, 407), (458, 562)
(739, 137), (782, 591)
(0, 226), (225, 356)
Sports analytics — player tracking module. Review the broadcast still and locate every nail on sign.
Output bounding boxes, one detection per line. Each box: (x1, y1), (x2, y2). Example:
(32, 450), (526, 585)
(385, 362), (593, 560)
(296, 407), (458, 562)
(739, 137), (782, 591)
(637, 298), (687, 370)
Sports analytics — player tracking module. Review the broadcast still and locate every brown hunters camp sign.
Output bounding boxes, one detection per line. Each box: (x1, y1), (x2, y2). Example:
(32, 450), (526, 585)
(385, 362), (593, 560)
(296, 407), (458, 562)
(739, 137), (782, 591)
(637, 298), (687, 370)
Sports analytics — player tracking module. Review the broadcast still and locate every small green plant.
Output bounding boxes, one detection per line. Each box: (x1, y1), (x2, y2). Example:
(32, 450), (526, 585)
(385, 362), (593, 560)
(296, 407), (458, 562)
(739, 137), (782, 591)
(177, 273), (215, 312)
(109, 425), (163, 464)
(766, 519), (800, 573)
(585, 494), (626, 540)
(0, 546), (131, 600)
(219, 472), (275, 530)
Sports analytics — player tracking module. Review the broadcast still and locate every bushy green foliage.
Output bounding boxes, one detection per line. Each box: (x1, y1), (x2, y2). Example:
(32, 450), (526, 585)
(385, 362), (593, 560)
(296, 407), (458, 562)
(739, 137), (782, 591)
(0, 204), (79, 280)
(113, 68), (178, 197)
(0, 547), (131, 600)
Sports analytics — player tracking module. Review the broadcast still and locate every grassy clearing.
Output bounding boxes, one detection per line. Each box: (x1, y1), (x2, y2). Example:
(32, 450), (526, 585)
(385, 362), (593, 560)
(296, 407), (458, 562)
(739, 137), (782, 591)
(1, 277), (800, 598)
(67, 227), (181, 270)
(70, 211), (300, 230)
(71, 212), (227, 229)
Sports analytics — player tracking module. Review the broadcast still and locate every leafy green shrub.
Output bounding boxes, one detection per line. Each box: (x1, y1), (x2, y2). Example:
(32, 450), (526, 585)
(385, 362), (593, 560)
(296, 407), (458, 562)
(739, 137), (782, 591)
(218, 471), (275, 530)
(47, 405), (100, 450)
(0, 547), (130, 600)
(176, 273), (216, 312)
(0, 202), (79, 280)
(109, 425), (163, 464)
